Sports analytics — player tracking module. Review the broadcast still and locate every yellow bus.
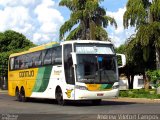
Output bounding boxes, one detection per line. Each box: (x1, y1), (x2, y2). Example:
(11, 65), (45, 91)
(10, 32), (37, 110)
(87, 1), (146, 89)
(8, 40), (126, 105)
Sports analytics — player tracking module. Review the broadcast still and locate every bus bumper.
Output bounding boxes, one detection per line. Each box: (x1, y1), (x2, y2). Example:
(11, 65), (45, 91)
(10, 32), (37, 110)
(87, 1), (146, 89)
(74, 89), (119, 100)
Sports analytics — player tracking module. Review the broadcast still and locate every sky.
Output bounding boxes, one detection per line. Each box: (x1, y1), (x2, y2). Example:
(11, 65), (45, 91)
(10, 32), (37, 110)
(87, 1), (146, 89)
(0, 0), (135, 47)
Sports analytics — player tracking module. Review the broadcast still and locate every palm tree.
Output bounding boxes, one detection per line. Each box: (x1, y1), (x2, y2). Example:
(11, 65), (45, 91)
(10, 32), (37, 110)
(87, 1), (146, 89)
(123, 0), (160, 89)
(59, 0), (117, 41)
(124, 0), (160, 68)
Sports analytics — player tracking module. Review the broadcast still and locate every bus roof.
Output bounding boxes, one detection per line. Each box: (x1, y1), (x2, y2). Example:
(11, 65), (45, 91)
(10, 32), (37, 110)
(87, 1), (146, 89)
(9, 40), (113, 57)
(9, 42), (59, 57)
(61, 40), (112, 45)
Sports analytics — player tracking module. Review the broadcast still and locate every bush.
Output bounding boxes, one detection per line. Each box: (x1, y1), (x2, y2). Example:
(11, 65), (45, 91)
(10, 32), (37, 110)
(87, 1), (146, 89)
(156, 94), (160, 99)
(146, 70), (160, 88)
(119, 90), (129, 97)
(119, 89), (159, 99)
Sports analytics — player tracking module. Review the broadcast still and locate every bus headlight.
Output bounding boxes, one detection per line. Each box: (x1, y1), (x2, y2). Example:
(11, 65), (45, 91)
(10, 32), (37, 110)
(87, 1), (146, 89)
(112, 85), (119, 89)
(75, 85), (88, 90)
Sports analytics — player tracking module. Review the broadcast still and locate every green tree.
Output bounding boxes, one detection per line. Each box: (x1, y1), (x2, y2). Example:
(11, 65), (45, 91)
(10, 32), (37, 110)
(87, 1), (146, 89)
(116, 35), (156, 89)
(123, 0), (160, 89)
(59, 0), (117, 41)
(0, 30), (35, 79)
(0, 30), (34, 52)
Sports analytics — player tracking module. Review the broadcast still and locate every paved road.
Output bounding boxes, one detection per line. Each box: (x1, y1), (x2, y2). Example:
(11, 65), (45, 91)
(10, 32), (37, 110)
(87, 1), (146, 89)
(0, 93), (160, 120)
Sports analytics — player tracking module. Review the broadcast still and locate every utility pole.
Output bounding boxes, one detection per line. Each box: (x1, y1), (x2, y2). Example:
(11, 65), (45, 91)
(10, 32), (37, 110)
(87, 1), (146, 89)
(0, 65), (3, 89)
(0, 64), (7, 90)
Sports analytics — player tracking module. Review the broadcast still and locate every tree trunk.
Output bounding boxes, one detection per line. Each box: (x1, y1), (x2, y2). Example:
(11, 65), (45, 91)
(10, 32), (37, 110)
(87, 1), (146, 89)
(127, 75), (130, 89)
(127, 75), (134, 89)
(148, 5), (160, 70)
(156, 47), (160, 69)
(130, 75), (134, 89)
(81, 20), (86, 40)
(89, 20), (96, 40)
(143, 73), (149, 90)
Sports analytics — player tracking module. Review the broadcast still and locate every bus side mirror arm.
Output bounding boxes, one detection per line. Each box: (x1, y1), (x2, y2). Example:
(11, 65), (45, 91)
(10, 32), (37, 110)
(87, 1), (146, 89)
(71, 52), (77, 65)
(116, 54), (126, 68)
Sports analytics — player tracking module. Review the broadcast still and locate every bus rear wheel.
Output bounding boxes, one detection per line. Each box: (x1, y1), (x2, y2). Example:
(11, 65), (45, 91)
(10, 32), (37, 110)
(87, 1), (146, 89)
(15, 88), (20, 101)
(19, 88), (27, 102)
(56, 88), (66, 106)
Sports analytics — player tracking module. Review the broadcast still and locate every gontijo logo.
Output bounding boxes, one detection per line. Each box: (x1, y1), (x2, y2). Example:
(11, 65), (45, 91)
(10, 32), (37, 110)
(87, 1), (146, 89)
(19, 70), (34, 78)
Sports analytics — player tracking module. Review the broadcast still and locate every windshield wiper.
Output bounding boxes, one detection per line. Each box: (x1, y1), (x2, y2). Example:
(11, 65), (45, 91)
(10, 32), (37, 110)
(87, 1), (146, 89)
(82, 75), (96, 83)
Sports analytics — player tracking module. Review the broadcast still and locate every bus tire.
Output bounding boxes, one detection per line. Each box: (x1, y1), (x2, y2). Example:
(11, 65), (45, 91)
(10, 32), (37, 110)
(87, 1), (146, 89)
(92, 99), (101, 105)
(19, 87), (27, 102)
(15, 87), (20, 101)
(56, 87), (66, 106)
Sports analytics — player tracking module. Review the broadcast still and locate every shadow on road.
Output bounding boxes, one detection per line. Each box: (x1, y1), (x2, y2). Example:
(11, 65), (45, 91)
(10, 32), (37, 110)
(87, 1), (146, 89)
(67, 100), (137, 107)
(1, 94), (138, 106)
(24, 98), (137, 107)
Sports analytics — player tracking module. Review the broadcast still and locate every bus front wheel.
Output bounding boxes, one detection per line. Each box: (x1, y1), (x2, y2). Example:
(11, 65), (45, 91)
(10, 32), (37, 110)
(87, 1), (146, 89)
(56, 88), (66, 106)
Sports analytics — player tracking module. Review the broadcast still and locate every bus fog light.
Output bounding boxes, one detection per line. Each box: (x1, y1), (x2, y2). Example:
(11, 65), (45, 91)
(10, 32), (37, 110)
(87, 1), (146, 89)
(112, 85), (119, 89)
(75, 85), (88, 90)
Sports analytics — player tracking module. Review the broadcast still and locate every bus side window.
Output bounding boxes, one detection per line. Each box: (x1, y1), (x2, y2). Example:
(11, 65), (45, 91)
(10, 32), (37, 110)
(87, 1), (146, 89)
(27, 53), (33, 68)
(24, 54), (29, 69)
(52, 46), (62, 65)
(10, 58), (15, 70)
(25, 54), (29, 68)
(14, 57), (19, 69)
(44, 49), (52, 65)
(31, 52), (36, 67)
(19, 55), (26, 69)
(35, 51), (42, 66)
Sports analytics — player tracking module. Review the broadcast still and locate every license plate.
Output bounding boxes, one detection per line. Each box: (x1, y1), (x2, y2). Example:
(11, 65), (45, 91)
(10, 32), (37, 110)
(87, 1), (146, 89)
(97, 93), (104, 96)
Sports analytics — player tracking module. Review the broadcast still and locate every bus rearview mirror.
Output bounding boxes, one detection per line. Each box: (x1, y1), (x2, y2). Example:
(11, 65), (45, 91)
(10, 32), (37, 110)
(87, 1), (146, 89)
(71, 52), (77, 65)
(116, 54), (126, 68)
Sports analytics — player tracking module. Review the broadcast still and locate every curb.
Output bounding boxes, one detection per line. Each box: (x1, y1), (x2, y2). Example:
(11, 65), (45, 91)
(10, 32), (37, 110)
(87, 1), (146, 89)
(0, 90), (8, 94)
(104, 97), (160, 103)
(119, 97), (160, 100)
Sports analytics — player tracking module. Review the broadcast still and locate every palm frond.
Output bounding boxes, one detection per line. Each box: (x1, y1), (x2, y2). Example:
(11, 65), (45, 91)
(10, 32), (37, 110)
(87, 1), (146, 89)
(59, 19), (79, 40)
(59, 0), (74, 10)
(103, 16), (117, 28)
(85, 0), (98, 14)
(123, 0), (147, 28)
(150, 0), (160, 21)
(66, 26), (82, 40)
(95, 26), (108, 41)
(136, 21), (160, 47)
(70, 10), (83, 20)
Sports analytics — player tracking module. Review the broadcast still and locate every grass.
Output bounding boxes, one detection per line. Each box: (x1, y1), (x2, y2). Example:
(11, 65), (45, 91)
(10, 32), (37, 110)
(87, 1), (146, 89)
(119, 89), (160, 99)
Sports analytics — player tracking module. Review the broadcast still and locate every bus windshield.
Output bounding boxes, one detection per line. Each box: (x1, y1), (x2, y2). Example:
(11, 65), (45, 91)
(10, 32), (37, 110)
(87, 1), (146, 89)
(76, 54), (118, 84)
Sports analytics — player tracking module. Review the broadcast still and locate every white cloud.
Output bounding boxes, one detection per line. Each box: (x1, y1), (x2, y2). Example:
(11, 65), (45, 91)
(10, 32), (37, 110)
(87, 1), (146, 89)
(0, 0), (38, 7)
(0, 0), (135, 47)
(0, 0), (64, 44)
(106, 7), (135, 47)
(107, 8), (125, 34)
(33, 33), (42, 41)
(0, 6), (32, 32)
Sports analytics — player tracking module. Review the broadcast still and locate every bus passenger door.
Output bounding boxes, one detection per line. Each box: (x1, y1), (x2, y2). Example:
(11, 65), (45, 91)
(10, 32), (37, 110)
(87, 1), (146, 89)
(64, 44), (75, 100)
